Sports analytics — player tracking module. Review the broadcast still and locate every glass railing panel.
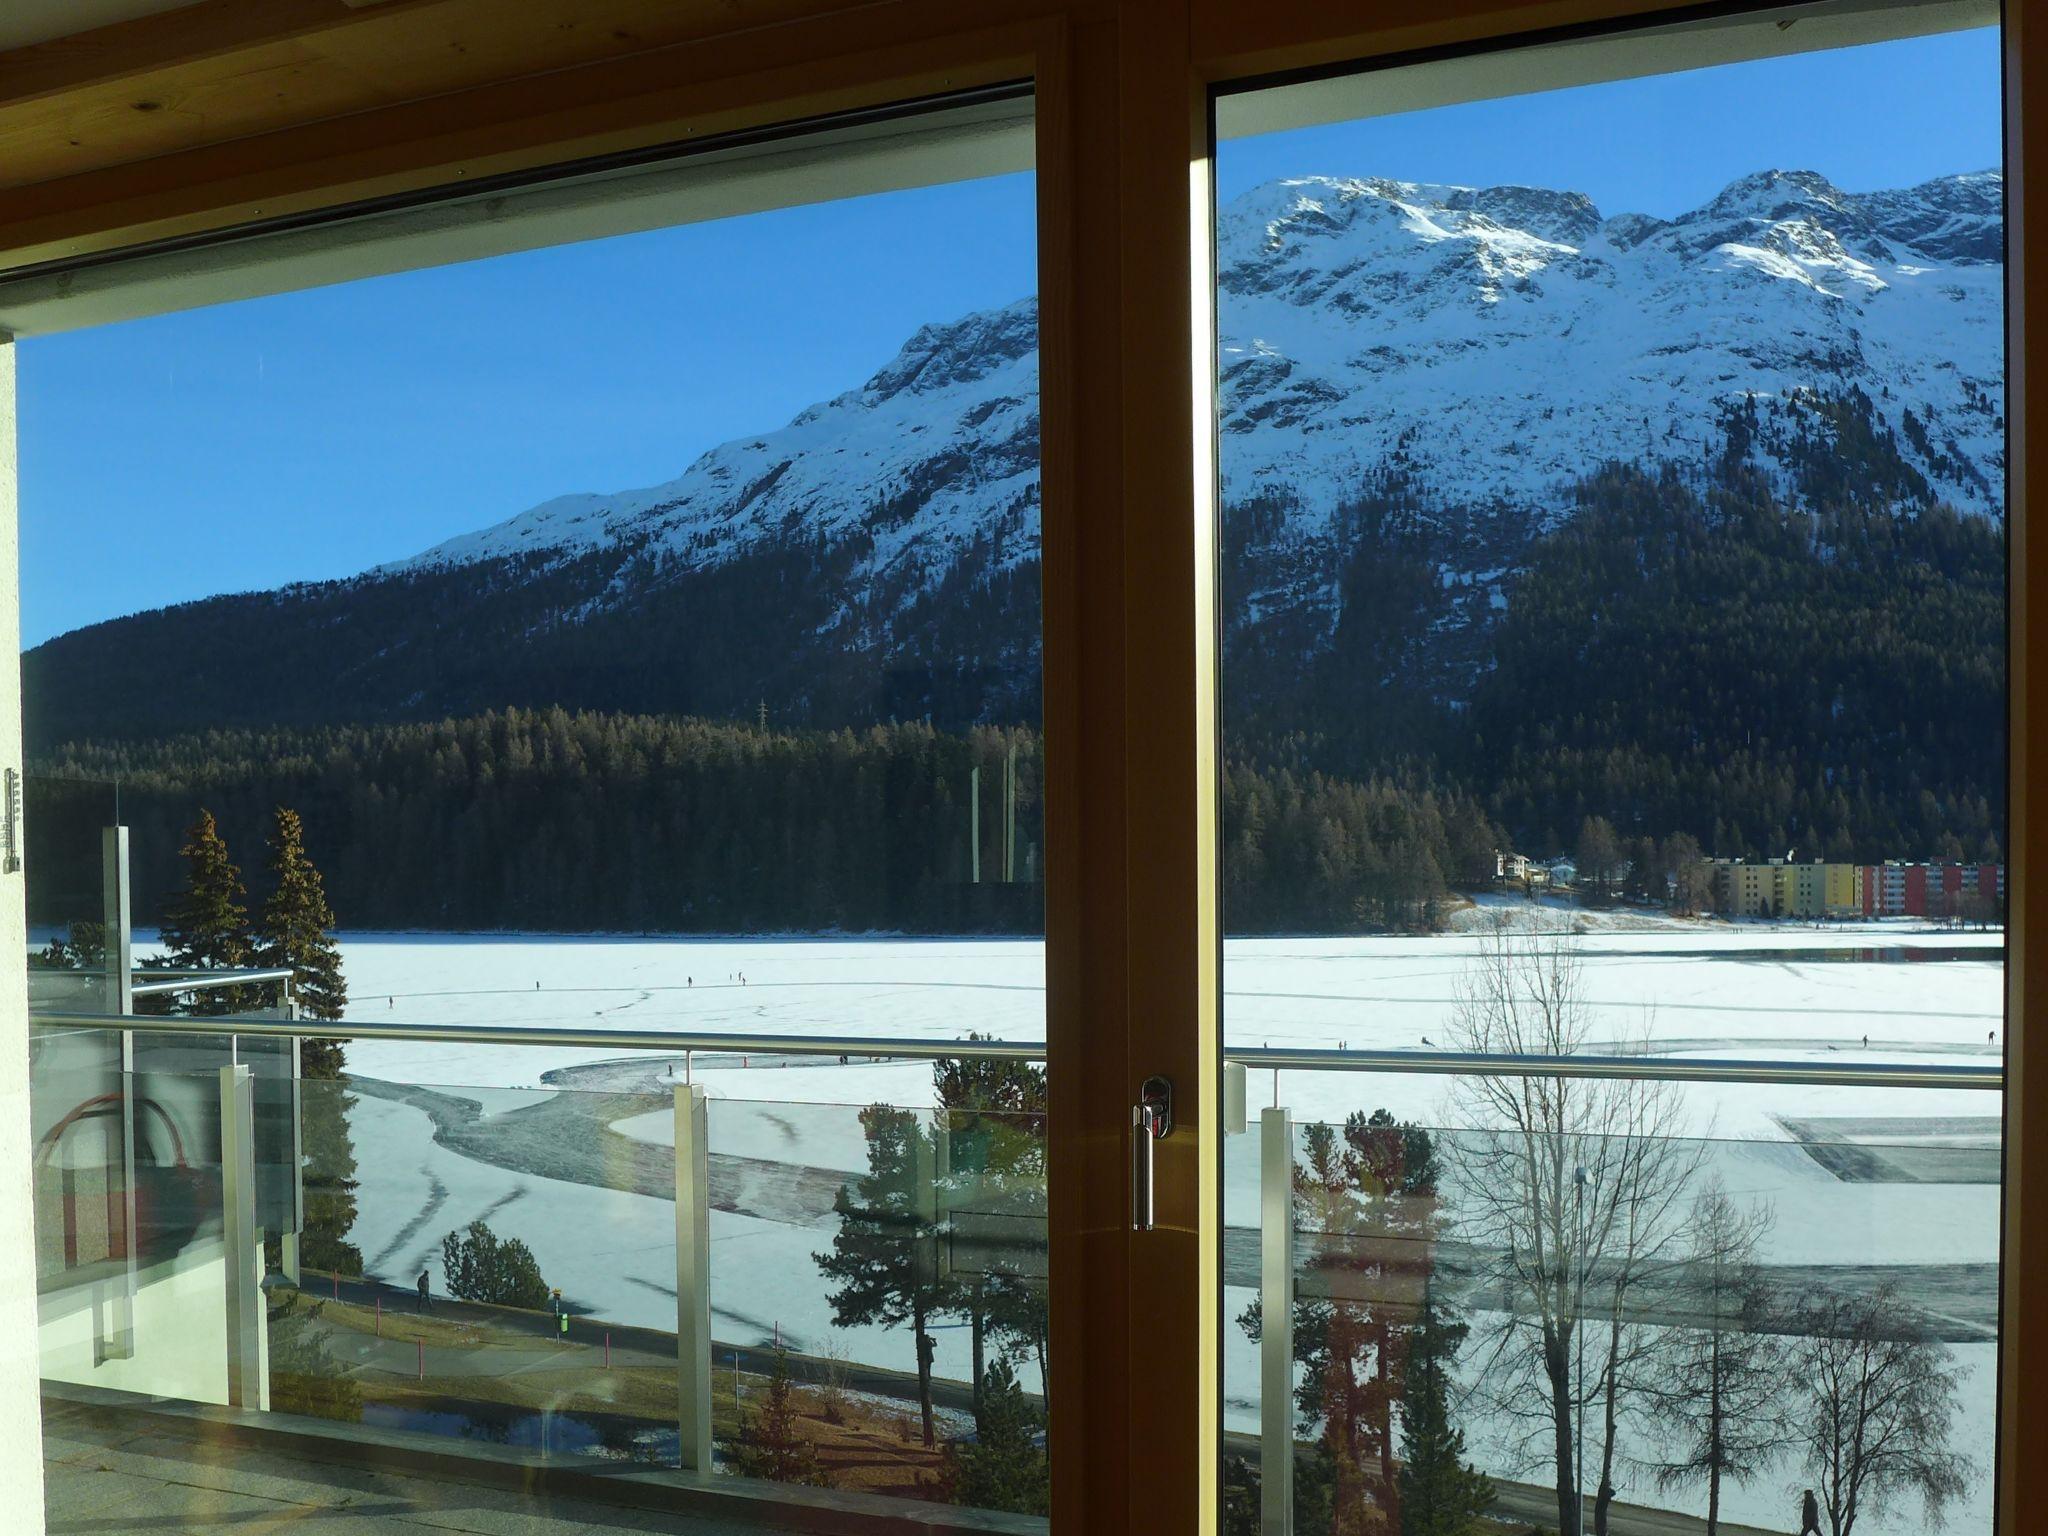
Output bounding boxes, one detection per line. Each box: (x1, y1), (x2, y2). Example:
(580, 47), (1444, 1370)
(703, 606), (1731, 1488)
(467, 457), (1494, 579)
(702, 1093), (1050, 1515)
(34, 1066), (232, 1402)
(25, 775), (121, 1015)
(30, 1033), (1052, 1525)
(1228, 1069), (1999, 1536)
(265, 1073), (683, 1465)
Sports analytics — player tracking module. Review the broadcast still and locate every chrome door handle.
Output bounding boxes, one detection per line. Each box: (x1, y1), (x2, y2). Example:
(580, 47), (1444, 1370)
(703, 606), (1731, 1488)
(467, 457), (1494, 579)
(1131, 1075), (1173, 1231)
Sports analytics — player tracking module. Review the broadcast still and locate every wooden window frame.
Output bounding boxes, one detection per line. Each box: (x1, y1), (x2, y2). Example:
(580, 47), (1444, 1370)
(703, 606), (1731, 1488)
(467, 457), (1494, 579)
(0, 2), (2036, 1532)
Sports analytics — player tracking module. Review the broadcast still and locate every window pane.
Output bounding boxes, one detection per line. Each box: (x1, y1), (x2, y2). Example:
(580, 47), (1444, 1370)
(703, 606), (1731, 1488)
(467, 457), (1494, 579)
(24, 95), (1051, 1529)
(1215, 12), (2004, 1536)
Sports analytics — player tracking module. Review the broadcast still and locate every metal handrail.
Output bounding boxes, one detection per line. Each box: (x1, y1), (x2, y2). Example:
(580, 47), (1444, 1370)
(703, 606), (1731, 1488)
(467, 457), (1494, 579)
(128, 968), (296, 999)
(1222, 1045), (2002, 1090)
(27, 1010), (1046, 1062)
(25, 1010), (2004, 1089)
(132, 967), (296, 979)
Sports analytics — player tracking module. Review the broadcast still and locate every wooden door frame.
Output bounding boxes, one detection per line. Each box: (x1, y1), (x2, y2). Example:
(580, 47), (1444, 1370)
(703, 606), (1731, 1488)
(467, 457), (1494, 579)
(0, 1), (2036, 1531)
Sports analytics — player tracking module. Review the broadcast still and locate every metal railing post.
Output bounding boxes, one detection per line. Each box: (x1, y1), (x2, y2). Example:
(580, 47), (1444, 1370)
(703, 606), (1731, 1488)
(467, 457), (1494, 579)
(103, 826), (134, 1016)
(280, 993), (303, 1287)
(1261, 1105), (1294, 1536)
(105, 826), (138, 1360)
(220, 1064), (268, 1411)
(674, 1082), (712, 1472)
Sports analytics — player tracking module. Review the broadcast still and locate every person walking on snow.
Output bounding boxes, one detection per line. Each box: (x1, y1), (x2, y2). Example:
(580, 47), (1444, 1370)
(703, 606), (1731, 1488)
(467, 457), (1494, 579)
(1800, 1488), (1823, 1535)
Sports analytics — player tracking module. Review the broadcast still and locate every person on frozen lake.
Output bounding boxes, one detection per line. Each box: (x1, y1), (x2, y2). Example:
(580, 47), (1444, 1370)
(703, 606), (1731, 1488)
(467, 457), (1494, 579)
(1800, 1488), (1822, 1535)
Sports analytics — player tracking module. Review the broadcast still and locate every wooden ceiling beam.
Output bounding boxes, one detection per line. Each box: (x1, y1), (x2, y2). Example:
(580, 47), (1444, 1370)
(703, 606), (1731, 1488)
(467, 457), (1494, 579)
(0, 1), (1051, 271)
(0, 0), (434, 109)
(0, 0), (900, 195)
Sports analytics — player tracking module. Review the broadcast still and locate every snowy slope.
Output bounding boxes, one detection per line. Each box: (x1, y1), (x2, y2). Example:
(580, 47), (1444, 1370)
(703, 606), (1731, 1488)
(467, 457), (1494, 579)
(391, 168), (2002, 602)
(391, 300), (1042, 592)
(1215, 169), (2004, 533)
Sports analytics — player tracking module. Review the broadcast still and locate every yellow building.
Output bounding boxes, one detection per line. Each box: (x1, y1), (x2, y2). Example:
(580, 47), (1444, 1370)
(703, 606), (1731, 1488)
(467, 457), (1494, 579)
(1824, 862), (1862, 917)
(1708, 859), (1862, 919)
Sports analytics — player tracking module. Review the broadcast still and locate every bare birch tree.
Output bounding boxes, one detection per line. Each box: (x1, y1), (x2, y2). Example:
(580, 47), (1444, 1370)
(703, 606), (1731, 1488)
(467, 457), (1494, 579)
(1637, 1179), (1789, 1535)
(1787, 1281), (1971, 1536)
(1444, 921), (1703, 1536)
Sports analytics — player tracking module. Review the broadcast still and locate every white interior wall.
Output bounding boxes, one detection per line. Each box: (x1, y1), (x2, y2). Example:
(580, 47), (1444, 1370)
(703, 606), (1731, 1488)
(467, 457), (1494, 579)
(37, 1250), (232, 1407)
(0, 338), (47, 1530)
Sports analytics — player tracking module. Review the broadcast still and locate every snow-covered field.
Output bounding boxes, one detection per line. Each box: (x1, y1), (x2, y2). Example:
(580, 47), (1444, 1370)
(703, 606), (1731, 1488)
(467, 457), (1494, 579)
(307, 915), (2001, 1536)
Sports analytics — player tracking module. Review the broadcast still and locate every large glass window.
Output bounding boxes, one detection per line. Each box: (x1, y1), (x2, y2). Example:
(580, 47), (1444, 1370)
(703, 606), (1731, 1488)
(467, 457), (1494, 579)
(20, 92), (1054, 1527)
(1213, 8), (2005, 1535)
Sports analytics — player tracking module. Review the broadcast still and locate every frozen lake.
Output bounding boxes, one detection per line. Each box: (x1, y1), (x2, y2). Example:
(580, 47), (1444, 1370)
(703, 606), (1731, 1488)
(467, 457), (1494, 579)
(327, 906), (2005, 1147)
(297, 912), (2002, 1536)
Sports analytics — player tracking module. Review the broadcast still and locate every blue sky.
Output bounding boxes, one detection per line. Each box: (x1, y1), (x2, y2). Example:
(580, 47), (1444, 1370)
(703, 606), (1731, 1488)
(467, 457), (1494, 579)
(19, 26), (2000, 647)
(1216, 27), (2002, 215)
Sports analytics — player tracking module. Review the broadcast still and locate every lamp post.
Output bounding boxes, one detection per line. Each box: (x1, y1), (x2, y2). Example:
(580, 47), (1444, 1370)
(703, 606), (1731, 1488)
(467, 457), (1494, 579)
(1574, 1163), (1590, 1536)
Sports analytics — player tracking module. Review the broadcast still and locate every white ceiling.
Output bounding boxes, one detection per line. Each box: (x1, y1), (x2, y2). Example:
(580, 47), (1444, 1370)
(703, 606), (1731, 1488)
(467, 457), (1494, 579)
(0, 0), (208, 53)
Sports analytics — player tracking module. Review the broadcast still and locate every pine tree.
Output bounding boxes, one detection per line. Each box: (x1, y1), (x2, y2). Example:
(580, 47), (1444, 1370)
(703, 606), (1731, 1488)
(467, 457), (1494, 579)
(253, 806), (359, 1273)
(948, 1357), (1048, 1515)
(1239, 1109), (1446, 1533)
(1398, 1283), (1493, 1536)
(256, 805), (348, 1023)
(814, 1104), (956, 1448)
(933, 1039), (1049, 1412)
(732, 1343), (826, 1486)
(440, 1220), (550, 1308)
(159, 808), (252, 1015)
(297, 1067), (361, 1278)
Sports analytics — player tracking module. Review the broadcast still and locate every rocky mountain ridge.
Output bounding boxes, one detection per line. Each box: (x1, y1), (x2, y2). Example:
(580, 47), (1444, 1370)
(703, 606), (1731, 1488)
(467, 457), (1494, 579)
(24, 166), (2006, 750)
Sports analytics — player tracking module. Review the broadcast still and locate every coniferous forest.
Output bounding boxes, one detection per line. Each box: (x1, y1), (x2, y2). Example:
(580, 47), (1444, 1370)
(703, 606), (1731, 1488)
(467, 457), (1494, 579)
(23, 402), (2006, 937)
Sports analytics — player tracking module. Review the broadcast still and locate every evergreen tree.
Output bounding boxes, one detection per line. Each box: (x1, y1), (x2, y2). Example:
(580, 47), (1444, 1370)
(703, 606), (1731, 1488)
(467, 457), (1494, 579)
(1240, 1109), (1445, 1533)
(1398, 1283), (1493, 1536)
(252, 805), (358, 1274)
(256, 805), (348, 1022)
(1221, 1452), (1263, 1536)
(732, 1343), (826, 1487)
(265, 1292), (365, 1424)
(296, 1069), (361, 1278)
(30, 920), (106, 972)
(948, 1357), (1048, 1515)
(933, 1039), (1049, 1411)
(159, 808), (252, 1015)
(815, 1104), (956, 1447)
(440, 1220), (550, 1309)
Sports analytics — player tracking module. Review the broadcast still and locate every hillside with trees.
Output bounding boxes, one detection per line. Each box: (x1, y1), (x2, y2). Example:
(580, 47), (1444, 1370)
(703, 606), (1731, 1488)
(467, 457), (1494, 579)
(23, 397), (2006, 937)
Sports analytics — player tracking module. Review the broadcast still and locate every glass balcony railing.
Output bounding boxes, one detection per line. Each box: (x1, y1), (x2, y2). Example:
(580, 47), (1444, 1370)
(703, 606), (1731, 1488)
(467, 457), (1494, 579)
(28, 1007), (1996, 1535)
(28, 1011), (1052, 1531)
(1222, 1057), (2002, 1536)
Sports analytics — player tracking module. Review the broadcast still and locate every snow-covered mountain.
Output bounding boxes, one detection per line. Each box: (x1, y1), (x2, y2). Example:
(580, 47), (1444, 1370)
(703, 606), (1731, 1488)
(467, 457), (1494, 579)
(1215, 168), (2002, 522)
(24, 167), (2007, 750)
(391, 299), (1042, 599)
(392, 166), (2003, 588)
